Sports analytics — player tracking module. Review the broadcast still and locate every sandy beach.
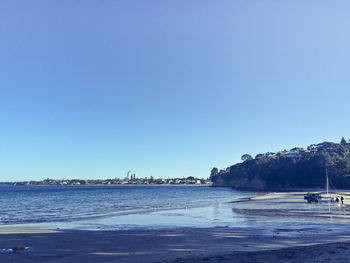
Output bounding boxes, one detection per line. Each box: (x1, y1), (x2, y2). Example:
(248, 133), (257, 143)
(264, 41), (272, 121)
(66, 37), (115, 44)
(1, 191), (350, 262)
(1, 226), (350, 262)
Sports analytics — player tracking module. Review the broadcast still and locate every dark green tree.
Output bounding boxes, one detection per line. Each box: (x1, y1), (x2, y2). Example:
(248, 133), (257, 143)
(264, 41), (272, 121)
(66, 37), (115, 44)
(210, 167), (218, 178)
(341, 137), (347, 146)
(241, 154), (253, 162)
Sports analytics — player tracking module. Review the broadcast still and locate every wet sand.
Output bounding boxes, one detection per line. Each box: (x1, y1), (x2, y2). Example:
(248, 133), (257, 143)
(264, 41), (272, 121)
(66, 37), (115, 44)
(1, 191), (350, 262)
(169, 241), (350, 263)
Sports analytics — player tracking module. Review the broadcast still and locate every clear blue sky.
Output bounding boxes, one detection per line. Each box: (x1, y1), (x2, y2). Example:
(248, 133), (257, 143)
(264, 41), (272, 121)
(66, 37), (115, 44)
(1, 0), (349, 181)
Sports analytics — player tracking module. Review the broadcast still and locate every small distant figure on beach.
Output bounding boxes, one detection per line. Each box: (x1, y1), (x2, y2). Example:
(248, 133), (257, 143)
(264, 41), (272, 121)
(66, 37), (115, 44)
(336, 197), (339, 204)
(341, 196), (344, 205)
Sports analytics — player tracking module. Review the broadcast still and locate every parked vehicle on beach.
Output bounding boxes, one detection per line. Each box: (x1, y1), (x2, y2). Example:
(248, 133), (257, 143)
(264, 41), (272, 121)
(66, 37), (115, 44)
(304, 192), (321, 203)
(304, 169), (344, 204)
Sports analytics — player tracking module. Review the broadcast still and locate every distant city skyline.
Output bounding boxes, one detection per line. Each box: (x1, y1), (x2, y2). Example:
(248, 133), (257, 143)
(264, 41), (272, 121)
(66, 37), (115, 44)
(1, 0), (350, 181)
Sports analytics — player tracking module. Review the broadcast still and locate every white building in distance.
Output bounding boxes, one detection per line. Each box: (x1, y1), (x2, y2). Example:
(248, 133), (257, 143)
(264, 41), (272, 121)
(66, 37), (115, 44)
(127, 171), (132, 180)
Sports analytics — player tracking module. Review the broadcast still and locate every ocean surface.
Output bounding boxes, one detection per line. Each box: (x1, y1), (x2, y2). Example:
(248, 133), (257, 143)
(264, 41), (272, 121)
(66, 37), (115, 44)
(0, 185), (259, 230)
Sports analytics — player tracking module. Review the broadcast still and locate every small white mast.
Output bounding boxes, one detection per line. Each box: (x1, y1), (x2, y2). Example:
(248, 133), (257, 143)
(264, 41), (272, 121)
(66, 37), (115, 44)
(326, 168), (329, 197)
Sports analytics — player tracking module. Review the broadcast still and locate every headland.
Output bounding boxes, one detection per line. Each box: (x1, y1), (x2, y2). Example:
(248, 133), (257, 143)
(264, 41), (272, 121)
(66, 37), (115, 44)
(211, 138), (350, 191)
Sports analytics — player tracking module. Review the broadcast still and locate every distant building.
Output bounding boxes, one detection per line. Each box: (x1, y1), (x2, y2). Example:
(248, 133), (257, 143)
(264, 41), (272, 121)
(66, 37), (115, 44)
(127, 171), (132, 180)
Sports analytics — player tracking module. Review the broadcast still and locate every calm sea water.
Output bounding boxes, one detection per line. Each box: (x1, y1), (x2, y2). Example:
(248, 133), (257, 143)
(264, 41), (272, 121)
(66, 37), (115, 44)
(0, 185), (257, 229)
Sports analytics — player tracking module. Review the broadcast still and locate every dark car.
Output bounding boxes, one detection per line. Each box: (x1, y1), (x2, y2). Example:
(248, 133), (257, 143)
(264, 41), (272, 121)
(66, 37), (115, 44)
(304, 193), (320, 203)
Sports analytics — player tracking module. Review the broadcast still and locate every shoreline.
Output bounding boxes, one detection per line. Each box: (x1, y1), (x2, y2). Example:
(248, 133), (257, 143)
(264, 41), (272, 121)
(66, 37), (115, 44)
(7, 184), (213, 187)
(1, 190), (350, 262)
(1, 225), (350, 263)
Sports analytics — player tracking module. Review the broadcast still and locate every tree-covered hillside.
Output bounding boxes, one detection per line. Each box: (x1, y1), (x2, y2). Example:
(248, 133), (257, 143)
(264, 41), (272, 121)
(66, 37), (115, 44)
(210, 138), (350, 190)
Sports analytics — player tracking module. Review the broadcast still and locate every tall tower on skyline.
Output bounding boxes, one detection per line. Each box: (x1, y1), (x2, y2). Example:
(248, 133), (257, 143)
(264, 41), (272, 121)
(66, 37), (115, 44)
(127, 171), (132, 180)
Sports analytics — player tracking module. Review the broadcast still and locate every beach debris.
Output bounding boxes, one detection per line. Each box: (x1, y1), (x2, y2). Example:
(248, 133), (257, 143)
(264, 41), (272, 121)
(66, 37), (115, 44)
(12, 245), (26, 252)
(0, 248), (13, 254)
(0, 245), (29, 254)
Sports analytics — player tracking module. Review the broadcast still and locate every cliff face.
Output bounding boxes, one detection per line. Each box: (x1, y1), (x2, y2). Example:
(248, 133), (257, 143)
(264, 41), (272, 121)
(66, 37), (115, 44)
(210, 140), (350, 190)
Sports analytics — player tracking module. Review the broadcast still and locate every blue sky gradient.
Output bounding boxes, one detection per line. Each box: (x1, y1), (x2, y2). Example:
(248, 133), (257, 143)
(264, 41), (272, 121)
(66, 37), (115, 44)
(1, 0), (350, 180)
